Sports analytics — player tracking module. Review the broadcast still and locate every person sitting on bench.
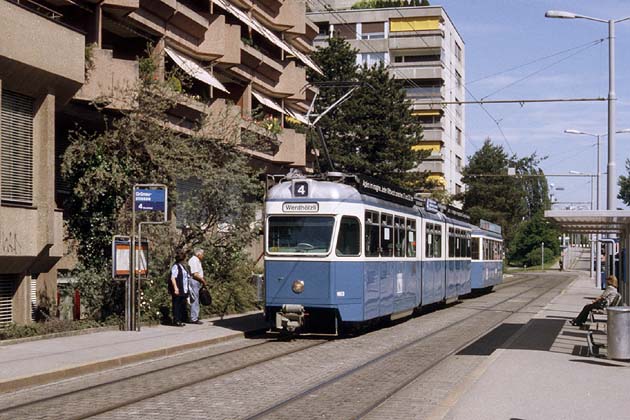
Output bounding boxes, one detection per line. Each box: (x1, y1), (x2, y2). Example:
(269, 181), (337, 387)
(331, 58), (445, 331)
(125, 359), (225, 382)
(571, 275), (620, 327)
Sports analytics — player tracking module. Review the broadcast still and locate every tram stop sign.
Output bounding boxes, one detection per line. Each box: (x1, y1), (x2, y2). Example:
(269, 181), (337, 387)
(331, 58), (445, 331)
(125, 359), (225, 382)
(134, 188), (166, 212)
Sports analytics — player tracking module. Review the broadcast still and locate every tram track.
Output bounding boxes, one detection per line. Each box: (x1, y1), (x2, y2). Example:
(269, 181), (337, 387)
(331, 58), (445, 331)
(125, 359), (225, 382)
(0, 273), (569, 420)
(244, 274), (571, 420)
(0, 337), (329, 420)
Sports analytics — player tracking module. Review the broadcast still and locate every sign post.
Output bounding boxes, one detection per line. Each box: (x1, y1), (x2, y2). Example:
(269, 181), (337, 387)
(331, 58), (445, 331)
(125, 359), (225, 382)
(126, 184), (168, 332)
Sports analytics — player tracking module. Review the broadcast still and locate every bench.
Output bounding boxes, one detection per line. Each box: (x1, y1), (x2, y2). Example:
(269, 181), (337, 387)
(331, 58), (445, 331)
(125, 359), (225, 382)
(589, 293), (622, 323)
(585, 293), (622, 356)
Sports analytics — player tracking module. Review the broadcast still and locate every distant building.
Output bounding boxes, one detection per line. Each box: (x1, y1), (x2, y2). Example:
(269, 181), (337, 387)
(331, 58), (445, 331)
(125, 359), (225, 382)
(0, 0), (317, 325)
(307, 1), (466, 196)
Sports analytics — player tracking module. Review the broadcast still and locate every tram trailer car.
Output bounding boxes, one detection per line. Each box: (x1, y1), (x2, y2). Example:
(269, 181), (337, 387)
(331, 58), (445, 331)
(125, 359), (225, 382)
(264, 174), (477, 334)
(470, 225), (504, 292)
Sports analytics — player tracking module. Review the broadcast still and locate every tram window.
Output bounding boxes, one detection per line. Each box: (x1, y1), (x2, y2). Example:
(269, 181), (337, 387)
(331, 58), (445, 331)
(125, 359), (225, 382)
(381, 213), (393, 257)
(406, 219), (416, 257)
(365, 211), (380, 257)
(472, 238), (479, 260)
(467, 233), (472, 258)
(434, 225), (442, 258)
(267, 216), (335, 254)
(336, 216), (361, 257)
(394, 216), (405, 257)
(426, 223), (442, 258)
(448, 227), (455, 258)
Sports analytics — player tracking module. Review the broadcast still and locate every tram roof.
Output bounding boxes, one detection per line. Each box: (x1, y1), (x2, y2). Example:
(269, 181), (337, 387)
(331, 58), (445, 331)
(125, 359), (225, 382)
(544, 210), (630, 234)
(472, 228), (503, 240)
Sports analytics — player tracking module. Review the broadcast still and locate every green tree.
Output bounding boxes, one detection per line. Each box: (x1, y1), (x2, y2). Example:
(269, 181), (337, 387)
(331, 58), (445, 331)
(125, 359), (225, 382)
(461, 138), (552, 255)
(618, 158), (630, 206)
(308, 38), (428, 188)
(62, 73), (262, 321)
(509, 213), (560, 264)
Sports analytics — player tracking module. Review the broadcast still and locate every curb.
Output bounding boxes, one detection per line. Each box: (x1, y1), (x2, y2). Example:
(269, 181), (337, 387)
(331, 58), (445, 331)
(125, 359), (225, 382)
(0, 330), (251, 394)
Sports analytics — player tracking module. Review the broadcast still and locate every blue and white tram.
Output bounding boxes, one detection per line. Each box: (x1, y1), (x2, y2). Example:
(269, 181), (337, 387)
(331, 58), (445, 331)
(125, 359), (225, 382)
(264, 174), (474, 334)
(470, 222), (504, 291)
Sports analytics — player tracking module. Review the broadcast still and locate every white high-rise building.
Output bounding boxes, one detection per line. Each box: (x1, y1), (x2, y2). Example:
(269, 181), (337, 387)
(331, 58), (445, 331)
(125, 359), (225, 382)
(308, 2), (465, 196)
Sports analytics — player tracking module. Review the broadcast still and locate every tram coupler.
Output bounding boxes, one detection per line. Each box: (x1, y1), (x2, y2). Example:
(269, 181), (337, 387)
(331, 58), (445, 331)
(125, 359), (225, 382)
(276, 304), (305, 332)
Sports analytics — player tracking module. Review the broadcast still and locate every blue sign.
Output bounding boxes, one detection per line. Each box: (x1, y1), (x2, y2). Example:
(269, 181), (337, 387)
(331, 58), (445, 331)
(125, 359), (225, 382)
(425, 199), (439, 213)
(134, 188), (166, 212)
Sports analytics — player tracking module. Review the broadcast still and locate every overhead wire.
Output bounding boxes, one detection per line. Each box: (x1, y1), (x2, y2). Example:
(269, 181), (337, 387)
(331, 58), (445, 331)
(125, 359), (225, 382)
(468, 38), (605, 85)
(480, 40), (604, 100)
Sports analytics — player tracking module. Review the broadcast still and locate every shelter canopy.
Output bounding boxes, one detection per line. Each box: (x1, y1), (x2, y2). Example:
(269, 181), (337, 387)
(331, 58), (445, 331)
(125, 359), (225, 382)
(544, 210), (630, 234)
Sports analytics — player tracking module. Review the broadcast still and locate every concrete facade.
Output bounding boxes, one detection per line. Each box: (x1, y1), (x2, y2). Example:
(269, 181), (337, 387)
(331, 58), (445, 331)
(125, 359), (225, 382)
(307, 2), (466, 195)
(0, 0), (84, 325)
(1, 0), (316, 325)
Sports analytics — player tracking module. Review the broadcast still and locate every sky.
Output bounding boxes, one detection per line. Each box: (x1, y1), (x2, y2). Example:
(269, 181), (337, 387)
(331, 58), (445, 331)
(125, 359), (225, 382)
(434, 0), (630, 210)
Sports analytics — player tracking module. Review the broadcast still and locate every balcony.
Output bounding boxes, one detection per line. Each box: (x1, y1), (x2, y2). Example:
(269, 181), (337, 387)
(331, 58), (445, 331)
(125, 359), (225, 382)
(275, 128), (306, 166)
(0, 206), (63, 274)
(422, 129), (444, 143)
(75, 48), (139, 105)
(418, 158), (445, 175)
(101, 0), (139, 16)
(276, 61), (306, 101)
(389, 33), (443, 50)
(0, 0), (84, 103)
(390, 64), (444, 81)
(240, 126), (305, 167)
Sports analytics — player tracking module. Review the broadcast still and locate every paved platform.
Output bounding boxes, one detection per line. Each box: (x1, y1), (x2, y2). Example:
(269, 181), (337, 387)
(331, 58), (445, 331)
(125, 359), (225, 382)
(441, 270), (630, 420)
(0, 311), (267, 393)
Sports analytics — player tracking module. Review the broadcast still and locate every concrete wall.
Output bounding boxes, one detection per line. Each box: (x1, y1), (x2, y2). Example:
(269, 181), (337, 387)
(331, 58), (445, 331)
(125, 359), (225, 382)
(0, 3), (85, 324)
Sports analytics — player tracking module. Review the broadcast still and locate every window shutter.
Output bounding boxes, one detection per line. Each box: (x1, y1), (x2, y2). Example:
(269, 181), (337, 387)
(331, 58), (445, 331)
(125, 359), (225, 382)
(0, 277), (13, 325)
(1, 90), (34, 204)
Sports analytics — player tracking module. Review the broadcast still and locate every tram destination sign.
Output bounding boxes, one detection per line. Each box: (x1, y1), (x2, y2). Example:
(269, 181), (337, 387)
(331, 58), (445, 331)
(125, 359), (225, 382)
(282, 202), (319, 213)
(356, 175), (415, 207)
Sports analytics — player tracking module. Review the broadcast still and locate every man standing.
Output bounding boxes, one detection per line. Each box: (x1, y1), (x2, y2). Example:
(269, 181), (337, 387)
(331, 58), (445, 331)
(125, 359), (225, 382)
(188, 249), (207, 324)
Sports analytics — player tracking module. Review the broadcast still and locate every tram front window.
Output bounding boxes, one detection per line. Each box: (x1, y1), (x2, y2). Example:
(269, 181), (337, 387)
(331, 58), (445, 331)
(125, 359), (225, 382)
(268, 216), (335, 254)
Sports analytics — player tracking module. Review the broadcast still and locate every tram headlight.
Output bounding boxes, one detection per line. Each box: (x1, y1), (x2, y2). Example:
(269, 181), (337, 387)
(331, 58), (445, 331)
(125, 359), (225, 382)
(292, 280), (305, 294)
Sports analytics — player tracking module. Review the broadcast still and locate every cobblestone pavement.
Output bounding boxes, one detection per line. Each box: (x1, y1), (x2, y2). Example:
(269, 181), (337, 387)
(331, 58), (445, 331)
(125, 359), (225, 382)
(0, 273), (573, 420)
(87, 273), (571, 420)
(0, 337), (325, 419)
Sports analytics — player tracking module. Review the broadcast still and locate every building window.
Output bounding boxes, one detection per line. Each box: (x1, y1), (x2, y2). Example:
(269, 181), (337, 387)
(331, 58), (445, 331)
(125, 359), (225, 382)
(455, 183), (462, 195)
(393, 54), (441, 64)
(361, 22), (385, 39)
(317, 22), (330, 37)
(0, 276), (14, 325)
(455, 42), (462, 61)
(456, 127), (462, 145)
(333, 23), (356, 40)
(455, 71), (462, 89)
(456, 155), (462, 171)
(1, 90), (34, 204)
(359, 52), (386, 68)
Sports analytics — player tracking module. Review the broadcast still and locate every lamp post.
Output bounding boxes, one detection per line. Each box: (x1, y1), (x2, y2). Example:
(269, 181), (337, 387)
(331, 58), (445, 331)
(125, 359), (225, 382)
(547, 11), (630, 211)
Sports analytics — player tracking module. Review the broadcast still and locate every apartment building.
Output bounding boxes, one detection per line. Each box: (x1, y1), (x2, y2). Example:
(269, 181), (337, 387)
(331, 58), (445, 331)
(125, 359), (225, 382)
(0, 0), (317, 325)
(307, 1), (466, 196)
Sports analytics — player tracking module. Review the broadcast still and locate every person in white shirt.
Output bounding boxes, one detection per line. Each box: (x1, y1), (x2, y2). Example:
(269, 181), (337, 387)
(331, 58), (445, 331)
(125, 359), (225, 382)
(571, 275), (620, 326)
(169, 250), (190, 327)
(188, 249), (207, 324)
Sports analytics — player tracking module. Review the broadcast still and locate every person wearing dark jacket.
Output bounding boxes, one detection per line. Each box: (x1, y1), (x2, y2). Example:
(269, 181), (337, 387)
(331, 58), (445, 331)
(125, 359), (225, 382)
(571, 275), (620, 326)
(169, 250), (190, 327)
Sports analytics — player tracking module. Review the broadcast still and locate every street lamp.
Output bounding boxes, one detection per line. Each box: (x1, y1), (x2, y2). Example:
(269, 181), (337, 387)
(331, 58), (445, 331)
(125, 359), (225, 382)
(547, 11), (630, 211)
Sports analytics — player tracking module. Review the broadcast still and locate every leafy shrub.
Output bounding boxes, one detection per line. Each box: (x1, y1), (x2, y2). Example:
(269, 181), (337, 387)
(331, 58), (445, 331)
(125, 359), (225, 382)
(0, 319), (114, 341)
(525, 247), (554, 268)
